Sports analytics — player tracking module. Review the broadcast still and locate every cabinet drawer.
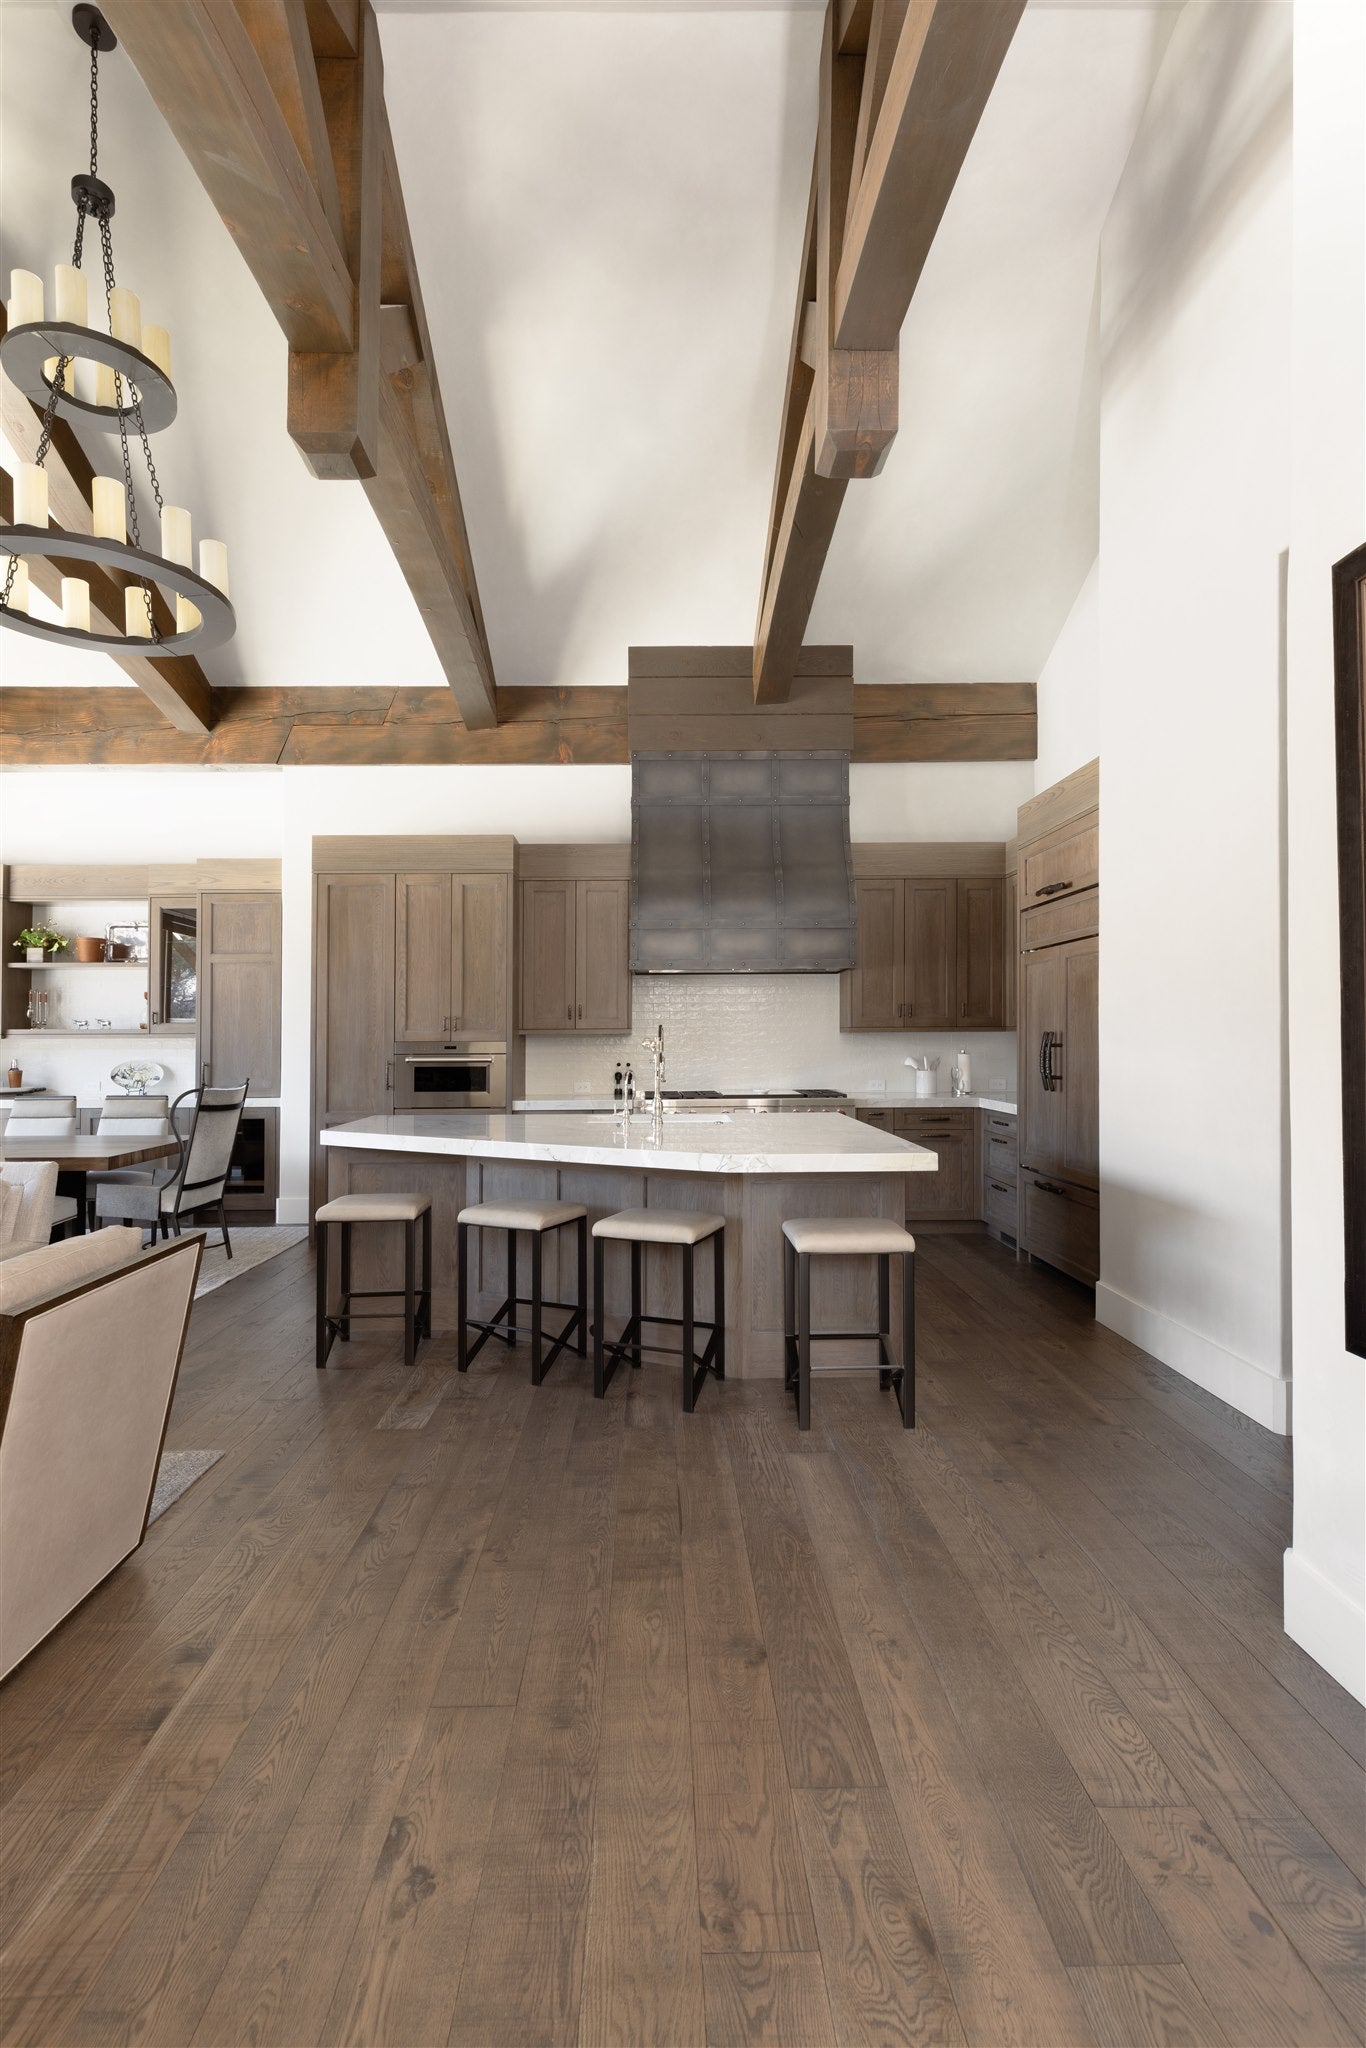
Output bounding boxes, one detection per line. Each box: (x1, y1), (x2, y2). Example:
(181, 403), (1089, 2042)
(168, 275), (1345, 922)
(893, 1109), (973, 1137)
(983, 1172), (1018, 1232)
(1021, 889), (1098, 952)
(1021, 815), (1098, 909)
(983, 1116), (1017, 1174)
(1020, 1173), (1099, 1285)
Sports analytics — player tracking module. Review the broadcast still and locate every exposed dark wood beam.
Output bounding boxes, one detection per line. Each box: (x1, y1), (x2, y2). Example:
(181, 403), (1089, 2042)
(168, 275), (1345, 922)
(0, 315), (216, 736)
(0, 681), (1035, 767)
(102, 0), (497, 723)
(754, 0), (1025, 702)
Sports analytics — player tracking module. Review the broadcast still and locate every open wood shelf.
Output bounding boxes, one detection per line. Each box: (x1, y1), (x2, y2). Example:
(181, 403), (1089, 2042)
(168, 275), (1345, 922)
(7, 961), (147, 970)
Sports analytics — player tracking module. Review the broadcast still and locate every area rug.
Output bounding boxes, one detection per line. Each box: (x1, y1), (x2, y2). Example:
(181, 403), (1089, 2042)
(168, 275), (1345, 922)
(194, 1226), (308, 1298)
(148, 1447), (224, 1523)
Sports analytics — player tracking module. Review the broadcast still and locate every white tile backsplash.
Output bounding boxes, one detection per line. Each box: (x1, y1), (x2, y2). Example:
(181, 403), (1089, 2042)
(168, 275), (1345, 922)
(524, 974), (1015, 1099)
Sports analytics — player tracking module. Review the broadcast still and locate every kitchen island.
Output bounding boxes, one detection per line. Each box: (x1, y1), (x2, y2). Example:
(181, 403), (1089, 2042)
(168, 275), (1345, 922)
(321, 1111), (935, 1377)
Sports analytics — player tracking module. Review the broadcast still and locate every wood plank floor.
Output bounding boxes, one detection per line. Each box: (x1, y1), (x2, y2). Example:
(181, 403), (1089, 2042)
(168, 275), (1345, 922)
(2, 1234), (1362, 2047)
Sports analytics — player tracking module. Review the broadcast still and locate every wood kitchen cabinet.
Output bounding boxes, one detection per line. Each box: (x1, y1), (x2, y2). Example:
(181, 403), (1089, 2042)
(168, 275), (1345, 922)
(894, 1107), (978, 1221)
(1019, 936), (1098, 1192)
(315, 873), (395, 1124)
(842, 869), (1013, 1032)
(519, 877), (631, 1034)
(199, 891), (281, 1095)
(395, 872), (508, 1042)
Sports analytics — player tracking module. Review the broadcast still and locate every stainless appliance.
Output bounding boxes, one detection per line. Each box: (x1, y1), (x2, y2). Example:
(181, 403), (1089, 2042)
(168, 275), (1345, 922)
(661, 1088), (848, 1116)
(631, 751), (856, 974)
(393, 1041), (507, 1112)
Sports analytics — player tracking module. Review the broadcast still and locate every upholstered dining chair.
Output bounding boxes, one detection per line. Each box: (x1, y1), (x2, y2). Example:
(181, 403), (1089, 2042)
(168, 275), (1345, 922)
(0, 1161), (59, 1261)
(94, 1081), (249, 1255)
(4, 1096), (79, 1237)
(82, 1094), (173, 1228)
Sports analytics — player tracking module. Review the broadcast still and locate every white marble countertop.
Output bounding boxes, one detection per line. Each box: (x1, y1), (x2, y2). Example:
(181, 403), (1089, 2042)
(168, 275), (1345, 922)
(513, 1093), (1019, 1118)
(323, 1111), (938, 1176)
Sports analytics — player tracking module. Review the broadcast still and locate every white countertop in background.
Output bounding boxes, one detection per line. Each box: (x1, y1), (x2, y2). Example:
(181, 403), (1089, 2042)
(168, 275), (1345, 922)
(323, 1111), (938, 1176)
(513, 1093), (1019, 1117)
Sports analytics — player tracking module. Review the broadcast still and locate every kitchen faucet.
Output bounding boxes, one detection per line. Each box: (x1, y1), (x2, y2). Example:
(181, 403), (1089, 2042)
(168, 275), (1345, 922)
(641, 1022), (665, 1121)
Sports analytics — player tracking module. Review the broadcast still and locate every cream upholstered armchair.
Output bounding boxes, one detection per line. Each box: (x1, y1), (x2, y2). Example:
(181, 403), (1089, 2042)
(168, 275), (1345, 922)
(0, 1161), (59, 1263)
(0, 1227), (202, 1679)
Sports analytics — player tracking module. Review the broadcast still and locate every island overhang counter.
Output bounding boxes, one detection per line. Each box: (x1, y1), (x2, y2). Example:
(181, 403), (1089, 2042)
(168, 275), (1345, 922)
(320, 1111), (935, 1377)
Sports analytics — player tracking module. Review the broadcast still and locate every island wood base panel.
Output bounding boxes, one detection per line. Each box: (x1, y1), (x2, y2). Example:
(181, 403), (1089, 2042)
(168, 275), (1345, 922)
(323, 1146), (910, 1378)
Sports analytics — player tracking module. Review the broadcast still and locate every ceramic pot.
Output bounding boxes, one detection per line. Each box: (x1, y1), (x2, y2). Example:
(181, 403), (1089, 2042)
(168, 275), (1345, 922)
(6, 1067), (22, 1088)
(74, 935), (104, 963)
(25, 947), (45, 963)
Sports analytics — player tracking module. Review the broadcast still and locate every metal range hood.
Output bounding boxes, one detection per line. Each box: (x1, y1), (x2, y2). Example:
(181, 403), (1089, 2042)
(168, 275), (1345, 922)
(630, 751), (856, 974)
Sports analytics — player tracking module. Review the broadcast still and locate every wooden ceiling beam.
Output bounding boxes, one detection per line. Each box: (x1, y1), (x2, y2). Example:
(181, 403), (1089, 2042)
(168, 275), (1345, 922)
(754, 0), (1024, 702)
(102, 0), (498, 723)
(0, 681), (1035, 767)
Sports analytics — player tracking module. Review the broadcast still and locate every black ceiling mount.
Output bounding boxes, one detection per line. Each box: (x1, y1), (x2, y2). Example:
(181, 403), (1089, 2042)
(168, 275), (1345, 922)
(71, 5), (116, 52)
(71, 172), (115, 219)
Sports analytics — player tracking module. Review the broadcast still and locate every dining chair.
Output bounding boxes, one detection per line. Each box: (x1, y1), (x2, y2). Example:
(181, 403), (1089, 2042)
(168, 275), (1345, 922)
(95, 1081), (249, 1254)
(4, 1097), (79, 1238)
(83, 1095), (173, 1228)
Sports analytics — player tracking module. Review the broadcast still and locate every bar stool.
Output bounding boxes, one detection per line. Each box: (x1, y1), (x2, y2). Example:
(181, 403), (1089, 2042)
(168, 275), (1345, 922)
(315, 1192), (432, 1369)
(781, 1216), (915, 1432)
(457, 1199), (588, 1384)
(593, 1208), (725, 1410)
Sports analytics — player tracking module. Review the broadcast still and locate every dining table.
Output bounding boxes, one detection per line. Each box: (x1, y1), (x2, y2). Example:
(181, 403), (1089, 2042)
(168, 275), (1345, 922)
(0, 1134), (179, 1234)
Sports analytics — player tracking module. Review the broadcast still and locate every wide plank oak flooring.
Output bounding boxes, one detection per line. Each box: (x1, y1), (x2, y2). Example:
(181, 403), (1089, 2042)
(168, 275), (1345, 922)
(1, 1234), (1362, 2047)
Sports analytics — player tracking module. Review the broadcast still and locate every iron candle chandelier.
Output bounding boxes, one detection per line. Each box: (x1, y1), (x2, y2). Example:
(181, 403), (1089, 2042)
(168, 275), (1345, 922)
(0, 5), (234, 656)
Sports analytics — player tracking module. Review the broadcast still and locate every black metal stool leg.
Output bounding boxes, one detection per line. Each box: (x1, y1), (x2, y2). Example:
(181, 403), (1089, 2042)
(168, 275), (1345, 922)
(681, 1243), (696, 1413)
(530, 1230), (544, 1384)
(577, 1216), (588, 1356)
(340, 1223), (352, 1341)
(878, 1253), (893, 1390)
(630, 1241), (642, 1367)
(421, 1206), (433, 1339)
(316, 1219), (330, 1369)
(404, 1218), (416, 1367)
(457, 1220), (470, 1371)
(593, 1234), (607, 1396)
(797, 1251), (812, 1432)
(506, 1231), (518, 1347)
(900, 1248), (916, 1428)
(712, 1226), (725, 1378)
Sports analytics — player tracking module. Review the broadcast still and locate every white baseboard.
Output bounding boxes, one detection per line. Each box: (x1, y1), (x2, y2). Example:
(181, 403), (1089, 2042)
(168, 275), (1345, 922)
(1095, 1283), (1291, 1434)
(1284, 1548), (1366, 1704)
(275, 1195), (309, 1227)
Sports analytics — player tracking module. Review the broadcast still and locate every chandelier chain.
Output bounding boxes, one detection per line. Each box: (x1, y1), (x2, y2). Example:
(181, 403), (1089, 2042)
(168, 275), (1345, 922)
(89, 27), (100, 179)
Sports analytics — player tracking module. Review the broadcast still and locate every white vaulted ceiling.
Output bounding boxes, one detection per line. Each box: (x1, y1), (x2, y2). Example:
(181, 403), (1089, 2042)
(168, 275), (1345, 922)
(1, 0), (1168, 694)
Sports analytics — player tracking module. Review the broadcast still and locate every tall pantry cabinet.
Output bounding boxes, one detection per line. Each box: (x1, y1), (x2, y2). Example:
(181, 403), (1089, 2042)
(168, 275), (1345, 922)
(1016, 763), (1100, 1285)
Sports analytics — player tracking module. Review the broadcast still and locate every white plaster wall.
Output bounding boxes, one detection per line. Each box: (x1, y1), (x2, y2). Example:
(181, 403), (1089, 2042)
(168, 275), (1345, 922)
(1094, 1), (1293, 1430)
(2, 758), (1027, 1225)
(1283, 0), (1366, 1703)
(1035, 560), (1099, 794)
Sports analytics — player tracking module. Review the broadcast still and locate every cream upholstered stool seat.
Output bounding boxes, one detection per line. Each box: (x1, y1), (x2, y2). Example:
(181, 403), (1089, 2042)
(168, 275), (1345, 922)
(457, 1198), (587, 1385)
(315, 1191), (432, 1370)
(592, 1207), (725, 1409)
(782, 1215), (916, 1432)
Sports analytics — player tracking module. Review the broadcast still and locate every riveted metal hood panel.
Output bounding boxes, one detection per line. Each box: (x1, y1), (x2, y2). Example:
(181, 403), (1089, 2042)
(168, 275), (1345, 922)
(630, 751), (855, 973)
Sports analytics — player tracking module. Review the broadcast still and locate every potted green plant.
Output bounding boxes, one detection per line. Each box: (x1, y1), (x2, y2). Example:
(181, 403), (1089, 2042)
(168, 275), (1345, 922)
(13, 926), (69, 964)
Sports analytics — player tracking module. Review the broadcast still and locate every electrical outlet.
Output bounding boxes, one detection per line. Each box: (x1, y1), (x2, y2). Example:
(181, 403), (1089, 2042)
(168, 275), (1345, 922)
(865, 1077), (886, 1093)
(573, 1080), (593, 1095)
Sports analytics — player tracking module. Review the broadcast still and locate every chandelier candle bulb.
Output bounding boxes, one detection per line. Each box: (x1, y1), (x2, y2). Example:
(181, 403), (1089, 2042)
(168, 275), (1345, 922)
(53, 263), (87, 326)
(124, 586), (152, 639)
(8, 269), (43, 326)
(94, 362), (120, 409)
(109, 286), (140, 349)
(142, 324), (171, 380)
(61, 577), (91, 633)
(161, 505), (192, 568)
(91, 476), (126, 545)
(15, 463), (47, 529)
(198, 539), (229, 597)
(175, 595), (202, 635)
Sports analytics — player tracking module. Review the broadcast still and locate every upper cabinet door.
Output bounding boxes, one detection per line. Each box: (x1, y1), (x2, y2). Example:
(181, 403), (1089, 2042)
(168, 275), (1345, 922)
(956, 877), (1005, 1028)
(520, 879), (576, 1032)
(395, 873), (453, 1042)
(1002, 872), (1018, 1030)
(847, 879), (902, 1029)
(576, 878), (631, 1033)
(904, 880), (957, 1028)
(1021, 815), (1098, 908)
(316, 873), (395, 1121)
(199, 891), (282, 1095)
(148, 896), (197, 1036)
(452, 873), (508, 1040)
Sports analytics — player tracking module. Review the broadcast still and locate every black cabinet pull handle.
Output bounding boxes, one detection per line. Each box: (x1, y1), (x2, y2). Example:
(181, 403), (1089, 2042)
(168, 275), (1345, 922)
(1036, 881), (1072, 897)
(990, 1180), (1011, 1194)
(1032, 1179), (1068, 1197)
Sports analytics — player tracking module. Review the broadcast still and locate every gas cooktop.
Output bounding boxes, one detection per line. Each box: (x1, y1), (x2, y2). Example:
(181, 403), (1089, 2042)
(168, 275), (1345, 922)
(661, 1088), (848, 1112)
